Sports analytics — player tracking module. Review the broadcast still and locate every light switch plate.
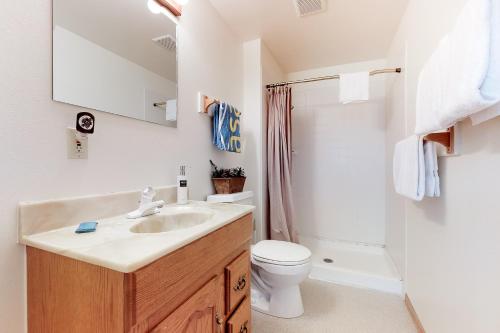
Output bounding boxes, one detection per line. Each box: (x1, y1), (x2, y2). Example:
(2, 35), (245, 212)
(67, 128), (88, 159)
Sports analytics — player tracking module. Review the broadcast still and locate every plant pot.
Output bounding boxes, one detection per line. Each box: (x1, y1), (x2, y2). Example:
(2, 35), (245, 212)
(212, 177), (246, 194)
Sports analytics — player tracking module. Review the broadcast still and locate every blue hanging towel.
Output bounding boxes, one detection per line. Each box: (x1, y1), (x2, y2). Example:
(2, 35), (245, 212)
(212, 102), (241, 153)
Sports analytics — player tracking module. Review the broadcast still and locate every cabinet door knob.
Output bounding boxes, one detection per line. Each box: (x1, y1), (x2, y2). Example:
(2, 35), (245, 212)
(239, 320), (248, 333)
(233, 274), (247, 292)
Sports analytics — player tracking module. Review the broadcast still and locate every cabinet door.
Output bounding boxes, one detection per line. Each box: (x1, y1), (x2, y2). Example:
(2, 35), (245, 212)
(152, 277), (220, 333)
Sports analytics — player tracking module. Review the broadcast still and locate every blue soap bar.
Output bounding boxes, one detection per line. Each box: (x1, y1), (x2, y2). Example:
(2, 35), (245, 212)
(75, 221), (98, 234)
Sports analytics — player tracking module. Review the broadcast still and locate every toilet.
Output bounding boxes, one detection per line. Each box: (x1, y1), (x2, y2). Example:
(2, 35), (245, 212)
(207, 191), (312, 319)
(251, 240), (311, 318)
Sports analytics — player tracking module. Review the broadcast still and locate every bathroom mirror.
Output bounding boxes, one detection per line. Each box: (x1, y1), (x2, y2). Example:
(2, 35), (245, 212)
(52, 0), (178, 127)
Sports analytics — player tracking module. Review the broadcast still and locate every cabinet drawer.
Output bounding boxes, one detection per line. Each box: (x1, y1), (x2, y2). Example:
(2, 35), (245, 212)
(226, 297), (251, 333)
(225, 251), (250, 313)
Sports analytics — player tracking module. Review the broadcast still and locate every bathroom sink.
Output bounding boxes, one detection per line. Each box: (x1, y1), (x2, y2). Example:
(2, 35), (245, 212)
(130, 210), (214, 234)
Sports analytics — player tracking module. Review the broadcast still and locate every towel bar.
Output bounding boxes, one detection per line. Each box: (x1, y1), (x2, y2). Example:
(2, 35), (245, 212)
(153, 102), (167, 109)
(423, 126), (455, 154)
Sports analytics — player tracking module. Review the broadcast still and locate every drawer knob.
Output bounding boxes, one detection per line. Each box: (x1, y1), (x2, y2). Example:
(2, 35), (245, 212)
(233, 274), (247, 292)
(239, 320), (248, 333)
(216, 314), (223, 326)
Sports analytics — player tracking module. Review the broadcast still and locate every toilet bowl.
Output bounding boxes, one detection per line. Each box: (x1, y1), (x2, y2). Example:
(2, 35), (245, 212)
(206, 192), (311, 318)
(251, 240), (312, 318)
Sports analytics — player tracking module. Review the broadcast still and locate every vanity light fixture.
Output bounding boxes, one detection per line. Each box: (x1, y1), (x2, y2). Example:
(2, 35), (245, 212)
(147, 0), (163, 14)
(147, 0), (185, 17)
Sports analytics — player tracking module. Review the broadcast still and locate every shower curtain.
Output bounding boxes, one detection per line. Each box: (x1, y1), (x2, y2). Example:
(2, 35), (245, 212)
(267, 86), (298, 243)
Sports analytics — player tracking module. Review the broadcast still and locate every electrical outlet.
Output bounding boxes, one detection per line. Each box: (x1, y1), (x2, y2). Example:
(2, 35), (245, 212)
(67, 128), (88, 159)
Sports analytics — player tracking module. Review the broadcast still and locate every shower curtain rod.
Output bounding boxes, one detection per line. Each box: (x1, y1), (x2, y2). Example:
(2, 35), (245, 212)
(266, 67), (402, 89)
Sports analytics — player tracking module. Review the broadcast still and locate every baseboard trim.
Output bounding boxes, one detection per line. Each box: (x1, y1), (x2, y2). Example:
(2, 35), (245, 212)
(405, 294), (426, 333)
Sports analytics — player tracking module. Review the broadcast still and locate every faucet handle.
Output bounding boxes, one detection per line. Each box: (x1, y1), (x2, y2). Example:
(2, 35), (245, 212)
(127, 200), (165, 219)
(140, 186), (156, 205)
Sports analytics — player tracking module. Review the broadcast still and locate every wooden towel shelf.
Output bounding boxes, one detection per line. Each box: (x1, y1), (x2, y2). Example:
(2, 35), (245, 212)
(423, 126), (455, 154)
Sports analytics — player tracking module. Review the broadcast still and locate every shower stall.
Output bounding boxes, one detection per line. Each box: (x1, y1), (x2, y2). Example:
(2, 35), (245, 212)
(284, 60), (402, 294)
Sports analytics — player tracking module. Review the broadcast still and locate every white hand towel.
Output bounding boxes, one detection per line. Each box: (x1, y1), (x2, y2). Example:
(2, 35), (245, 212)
(165, 99), (177, 121)
(415, 0), (493, 135)
(424, 142), (440, 197)
(339, 72), (370, 104)
(471, 0), (500, 125)
(393, 136), (425, 201)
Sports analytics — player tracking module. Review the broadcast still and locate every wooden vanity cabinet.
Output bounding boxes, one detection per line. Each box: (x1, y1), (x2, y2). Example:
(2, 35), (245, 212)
(27, 213), (253, 333)
(151, 276), (219, 332)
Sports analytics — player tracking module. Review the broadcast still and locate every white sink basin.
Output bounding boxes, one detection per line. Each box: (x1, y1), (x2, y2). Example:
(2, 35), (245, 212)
(130, 209), (214, 234)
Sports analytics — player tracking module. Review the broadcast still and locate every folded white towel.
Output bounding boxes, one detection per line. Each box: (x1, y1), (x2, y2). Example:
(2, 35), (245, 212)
(415, 0), (493, 135)
(339, 72), (369, 104)
(471, 0), (500, 125)
(424, 142), (440, 197)
(393, 136), (425, 201)
(470, 102), (500, 125)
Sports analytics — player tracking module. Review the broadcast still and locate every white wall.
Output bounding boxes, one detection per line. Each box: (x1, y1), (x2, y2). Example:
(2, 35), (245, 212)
(0, 0), (244, 331)
(385, 43), (408, 278)
(53, 26), (177, 123)
(239, 39), (285, 242)
(386, 1), (500, 332)
(241, 39), (263, 240)
(288, 60), (387, 246)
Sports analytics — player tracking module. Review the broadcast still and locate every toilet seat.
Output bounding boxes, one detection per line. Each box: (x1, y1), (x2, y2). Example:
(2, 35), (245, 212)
(251, 240), (311, 266)
(252, 255), (310, 266)
(252, 256), (311, 275)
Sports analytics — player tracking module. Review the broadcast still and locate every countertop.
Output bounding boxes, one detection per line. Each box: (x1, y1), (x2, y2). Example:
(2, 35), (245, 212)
(20, 201), (254, 273)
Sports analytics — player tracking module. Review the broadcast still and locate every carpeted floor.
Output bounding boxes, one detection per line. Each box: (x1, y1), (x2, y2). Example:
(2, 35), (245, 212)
(252, 279), (417, 333)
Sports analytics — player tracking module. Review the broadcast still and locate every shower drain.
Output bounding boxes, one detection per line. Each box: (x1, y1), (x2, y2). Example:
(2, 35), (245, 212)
(323, 258), (334, 264)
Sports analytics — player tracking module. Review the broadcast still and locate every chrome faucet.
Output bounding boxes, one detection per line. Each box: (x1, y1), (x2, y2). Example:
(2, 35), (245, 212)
(127, 187), (165, 219)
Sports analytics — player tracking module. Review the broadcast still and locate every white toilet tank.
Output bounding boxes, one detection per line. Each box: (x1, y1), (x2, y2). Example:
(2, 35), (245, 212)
(206, 191), (254, 205)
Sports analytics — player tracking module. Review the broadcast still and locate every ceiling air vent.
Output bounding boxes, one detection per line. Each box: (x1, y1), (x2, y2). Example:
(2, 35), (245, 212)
(152, 34), (176, 52)
(293, 0), (327, 17)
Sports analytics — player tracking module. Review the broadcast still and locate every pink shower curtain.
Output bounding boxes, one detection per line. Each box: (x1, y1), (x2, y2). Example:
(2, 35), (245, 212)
(267, 86), (298, 243)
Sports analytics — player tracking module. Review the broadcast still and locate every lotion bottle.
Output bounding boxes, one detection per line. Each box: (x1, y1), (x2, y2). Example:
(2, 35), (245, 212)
(177, 165), (188, 205)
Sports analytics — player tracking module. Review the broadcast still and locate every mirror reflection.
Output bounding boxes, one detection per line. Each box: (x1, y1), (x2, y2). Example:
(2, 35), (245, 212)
(53, 0), (178, 127)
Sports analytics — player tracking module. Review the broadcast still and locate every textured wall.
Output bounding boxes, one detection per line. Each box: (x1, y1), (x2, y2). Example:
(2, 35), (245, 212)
(288, 59), (388, 245)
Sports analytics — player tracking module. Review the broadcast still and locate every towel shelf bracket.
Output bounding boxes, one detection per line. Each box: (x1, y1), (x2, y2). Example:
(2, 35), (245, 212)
(423, 126), (455, 154)
(198, 92), (220, 116)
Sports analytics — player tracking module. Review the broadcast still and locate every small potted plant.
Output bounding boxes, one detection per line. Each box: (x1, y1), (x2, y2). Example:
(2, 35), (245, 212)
(210, 160), (246, 194)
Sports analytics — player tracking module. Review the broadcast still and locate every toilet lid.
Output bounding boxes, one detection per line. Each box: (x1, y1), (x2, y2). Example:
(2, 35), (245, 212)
(252, 240), (311, 265)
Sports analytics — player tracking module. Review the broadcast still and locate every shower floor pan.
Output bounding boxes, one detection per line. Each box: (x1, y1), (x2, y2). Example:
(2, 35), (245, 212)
(300, 236), (403, 295)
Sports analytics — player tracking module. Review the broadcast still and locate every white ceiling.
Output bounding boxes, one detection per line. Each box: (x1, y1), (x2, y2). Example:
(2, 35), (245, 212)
(54, 0), (177, 82)
(209, 0), (409, 72)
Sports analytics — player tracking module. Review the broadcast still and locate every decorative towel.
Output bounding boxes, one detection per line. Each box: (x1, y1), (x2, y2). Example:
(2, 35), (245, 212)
(415, 0), (495, 135)
(339, 72), (370, 104)
(206, 101), (219, 117)
(393, 136), (425, 201)
(424, 142), (440, 197)
(471, 0), (500, 125)
(212, 102), (241, 153)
